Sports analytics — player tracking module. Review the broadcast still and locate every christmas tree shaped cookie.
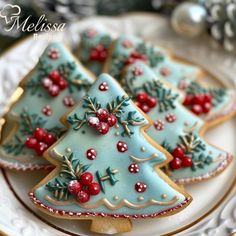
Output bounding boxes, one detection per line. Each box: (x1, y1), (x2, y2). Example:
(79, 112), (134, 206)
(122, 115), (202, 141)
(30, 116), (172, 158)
(29, 74), (191, 234)
(0, 43), (94, 170)
(105, 35), (235, 122)
(78, 28), (112, 75)
(122, 61), (233, 184)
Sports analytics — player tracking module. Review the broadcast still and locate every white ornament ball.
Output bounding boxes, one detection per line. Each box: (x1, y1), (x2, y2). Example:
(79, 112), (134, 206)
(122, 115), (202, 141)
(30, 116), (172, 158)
(171, 2), (207, 37)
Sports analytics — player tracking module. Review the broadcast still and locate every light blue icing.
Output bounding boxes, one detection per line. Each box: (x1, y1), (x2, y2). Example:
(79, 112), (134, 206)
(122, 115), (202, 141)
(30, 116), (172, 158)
(122, 62), (231, 182)
(34, 74), (188, 216)
(0, 42), (94, 168)
(109, 35), (201, 86)
(79, 29), (112, 75)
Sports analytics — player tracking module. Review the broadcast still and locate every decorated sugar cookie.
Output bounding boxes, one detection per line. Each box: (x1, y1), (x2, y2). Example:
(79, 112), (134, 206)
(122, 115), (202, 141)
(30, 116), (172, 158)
(122, 61), (233, 184)
(0, 43), (94, 171)
(29, 74), (191, 234)
(105, 35), (236, 122)
(78, 28), (112, 75)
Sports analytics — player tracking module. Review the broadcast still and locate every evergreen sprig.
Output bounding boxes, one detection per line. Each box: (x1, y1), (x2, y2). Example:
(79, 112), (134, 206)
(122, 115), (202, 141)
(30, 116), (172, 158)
(119, 111), (144, 137)
(107, 96), (130, 117)
(191, 153), (213, 171)
(67, 113), (87, 130)
(3, 135), (25, 155)
(83, 96), (101, 113)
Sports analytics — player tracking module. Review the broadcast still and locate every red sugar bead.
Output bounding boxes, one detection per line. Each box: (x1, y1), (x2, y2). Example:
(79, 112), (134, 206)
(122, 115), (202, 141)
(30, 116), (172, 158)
(170, 158), (182, 170)
(182, 156), (193, 167)
(77, 190), (90, 203)
(86, 148), (97, 160)
(99, 82), (109, 91)
(135, 182), (147, 193)
(57, 79), (68, 90)
(107, 114), (117, 127)
(80, 172), (93, 186)
(191, 104), (203, 115)
(136, 92), (148, 103)
(117, 141), (128, 152)
(49, 70), (61, 83)
(172, 147), (185, 159)
(146, 97), (157, 108)
(68, 180), (82, 195)
(33, 128), (46, 141)
(35, 142), (48, 155)
(42, 78), (53, 89)
(88, 182), (101, 195)
(25, 136), (37, 149)
(44, 133), (56, 146)
(96, 108), (109, 122)
(202, 102), (212, 114)
(97, 122), (110, 135)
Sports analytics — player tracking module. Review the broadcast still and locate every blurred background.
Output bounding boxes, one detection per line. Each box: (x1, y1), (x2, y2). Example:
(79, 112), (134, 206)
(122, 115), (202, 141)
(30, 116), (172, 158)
(0, 0), (189, 54)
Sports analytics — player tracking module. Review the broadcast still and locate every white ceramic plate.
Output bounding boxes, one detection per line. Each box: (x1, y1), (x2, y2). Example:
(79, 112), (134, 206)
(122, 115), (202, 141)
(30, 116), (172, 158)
(0, 14), (236, 236)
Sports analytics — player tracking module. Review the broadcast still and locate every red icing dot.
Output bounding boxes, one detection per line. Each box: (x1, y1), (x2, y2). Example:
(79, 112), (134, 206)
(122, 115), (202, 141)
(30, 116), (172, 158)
(202, 102), (212, 113)
(132, 67), (143, 76)
(160, 67), (171, 77)
(35, 142), (48, 155)
(86, 148), (97, 160)
(99, 82), (109, 91)
(117, 141), (128, 152)
(135, 182), (147, 193)
(165, 114), (176, 123)
(122, 40), (133, 48)
(146, 97), (157, 108)
(97, 122), (110, 135)
(170, 158), (182, 170)
(154, 120), (164, 131)
(25, 136), (37, 149)
(42, 105), (52, 116)
(172, 147), (185, 159)
(48, 84), (60, 97)
(191, 104), (203, 115)
(68, 180), (82, 195)
(107, 114), (117, 127)
(48, 48), (60, 60)
(44, 133), (56, 146)
(136, 92), (148, 103)
(128, 163), (140, 173)
(77, 190), (90, 203)
(58, 79), (68, 90)
(63, 96), (75, 107)
(182, 156), (193, 167)
(49, 70), (61, 83)
(33, 128), (46, 141)
(96, 108), (109, 122)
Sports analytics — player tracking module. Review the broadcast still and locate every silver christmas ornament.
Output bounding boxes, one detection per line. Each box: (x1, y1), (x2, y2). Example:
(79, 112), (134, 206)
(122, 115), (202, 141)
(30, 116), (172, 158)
(171, 2), (207, 37)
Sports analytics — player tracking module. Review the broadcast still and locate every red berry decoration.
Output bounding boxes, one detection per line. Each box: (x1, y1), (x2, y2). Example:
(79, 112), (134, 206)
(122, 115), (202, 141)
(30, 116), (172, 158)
(42, 78), (53, 89)
(25, 136), (37, 149)
(44, 133), (56, 146)
(117, 141), (128, 152)
(49, 70), (61, 83)
(160, 67), (171, 77)
(154, 120), (164, 131)
(136, 92), (148, 103)
(88, 182), (101, 195)
(182, 156), (193, 167)
(89, 44), (108, 62)
(135, 182), (147, 193)
(68, 180), (82, 195)
(191, 104), (203, 115)
(140, 104), (150, 113)
(146, 97), (157, 108)
(99, 82), (109, 91)
(107, 114), (117, 127)
(192, 94), (205, 105)
(165, 114), (176, 123)
(96, 108), (109, 122)
(128, 163), (140, 173)
(42, 105), (52, 116)
(49, 84), (60, 97)
(63, 96), (75, 107)
(58, 79), (68, 90)
(80, 172), (93, 186)
(35, 142), (48, 155)
(202, 102), (212, 114)
(183, 95), (193, 106)
(86, 148), (97, 160)
(132, 67), (143, 76)
(203, 94), (212, 103)
(170, 158), (182, 170)
(77, 190), (90, 203)
(33, 128), (46, 141)
(172, 147), (185, 159)
(97, 122), (110, 135)
(88, 117), (100, 128)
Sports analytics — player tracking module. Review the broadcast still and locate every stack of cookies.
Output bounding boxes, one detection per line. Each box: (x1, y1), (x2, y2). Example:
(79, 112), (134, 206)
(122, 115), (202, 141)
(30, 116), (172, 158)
(0, 28), (235, 234)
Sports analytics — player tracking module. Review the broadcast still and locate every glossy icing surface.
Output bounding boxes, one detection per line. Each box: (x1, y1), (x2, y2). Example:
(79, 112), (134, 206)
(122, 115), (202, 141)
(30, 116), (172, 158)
(122, 62), (232, 183)
(0, 43), (94, 170)
(33, 74), (189, 217)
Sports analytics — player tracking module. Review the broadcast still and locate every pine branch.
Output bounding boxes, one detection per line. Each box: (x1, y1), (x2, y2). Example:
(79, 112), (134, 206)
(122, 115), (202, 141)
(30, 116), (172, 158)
(191, 153), (213, 171)
(119, 111), (144, 137)
(161, 140), (173, 154)
(107, 96), (130, 117)
(83, 96), (101, 113)
(3, 134), (25, 155)
(67, 113), (87, 131)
